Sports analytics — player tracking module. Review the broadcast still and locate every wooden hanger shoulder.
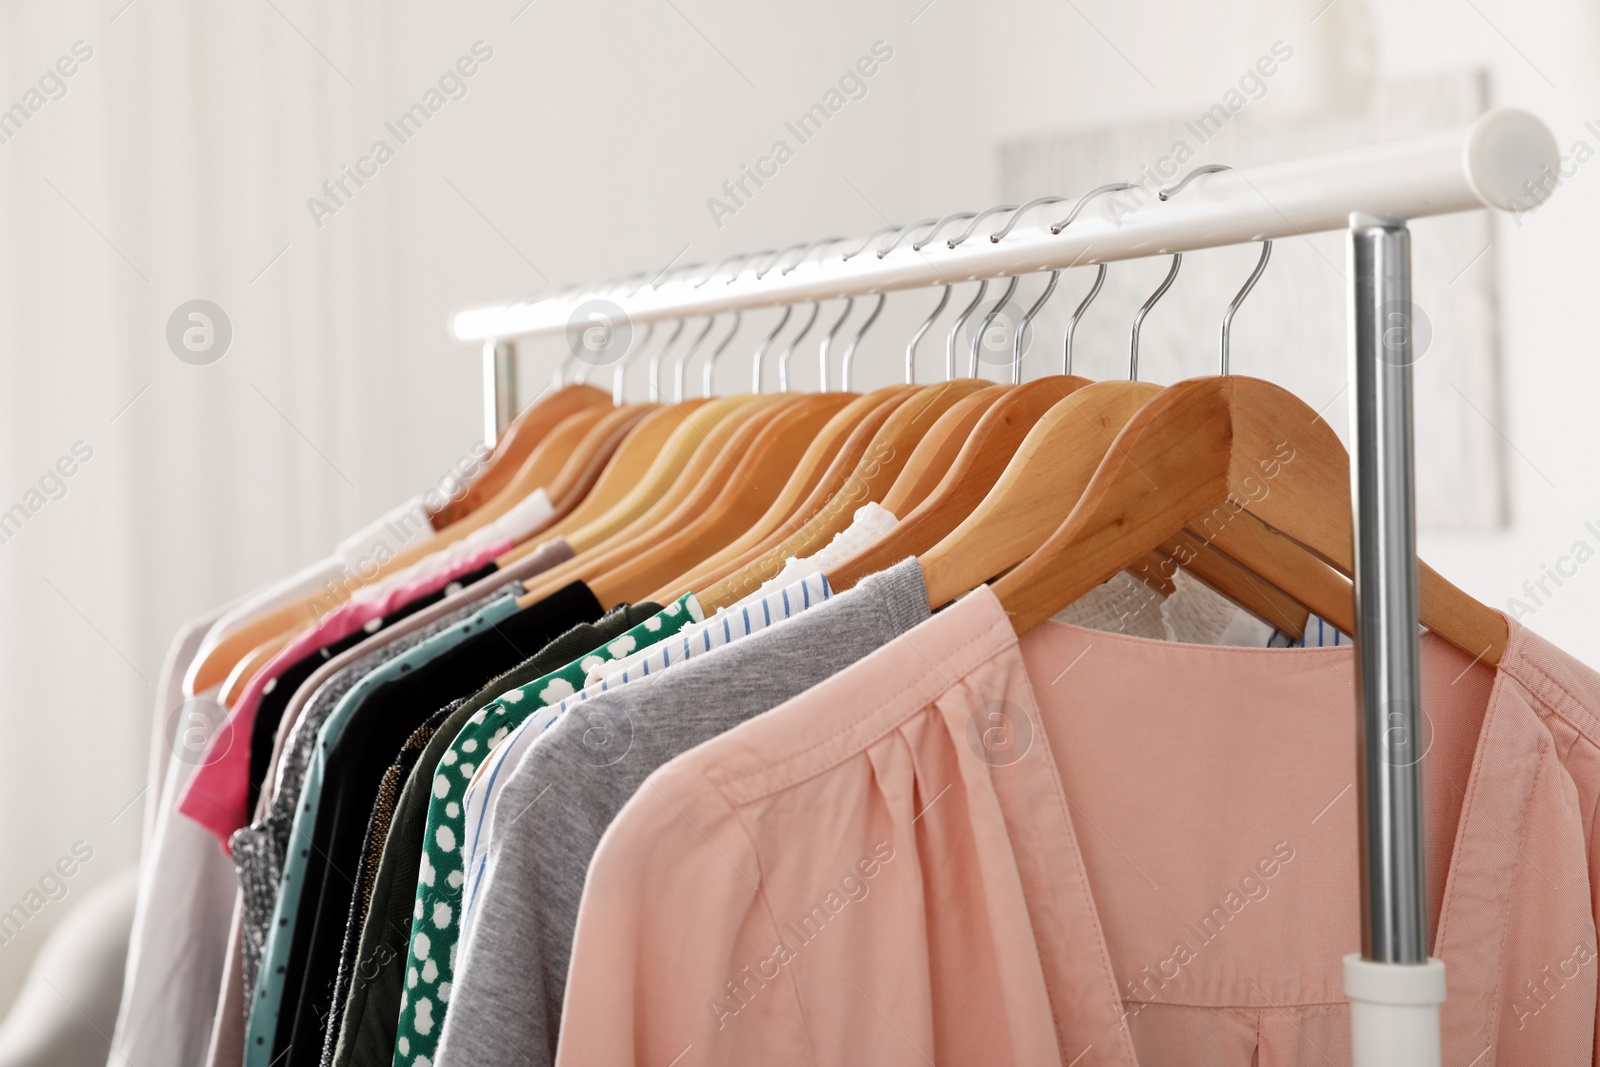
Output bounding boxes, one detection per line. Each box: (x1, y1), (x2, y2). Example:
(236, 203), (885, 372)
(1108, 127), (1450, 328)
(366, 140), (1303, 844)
(828, 375), (1089, 592)
(920, 379), (1162, 608)
(650, 386), (905, 601)
(500, 395), (748, 567)
(696, 379), (989, 612)
(587, 393), (855, 606)
(992, 375), (1508, 662)
(513, 394), (790, 604)
(879, 384), (1009, 517)
(541, 403), (657, 511)
(431, 383), (610, 527)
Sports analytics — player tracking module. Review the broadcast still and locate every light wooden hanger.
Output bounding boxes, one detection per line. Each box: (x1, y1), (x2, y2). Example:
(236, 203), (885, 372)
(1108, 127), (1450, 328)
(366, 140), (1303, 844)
(993, 373), (1508, 660)
(880, 384), (1009, 516)
(587, 393), (856, 605)
(651, 384), (913, 601)
(828, 270), (1097, 590)
(694, 376), (990, 612)
(429, 382), (610, 526)
(513, 393), (793, 604)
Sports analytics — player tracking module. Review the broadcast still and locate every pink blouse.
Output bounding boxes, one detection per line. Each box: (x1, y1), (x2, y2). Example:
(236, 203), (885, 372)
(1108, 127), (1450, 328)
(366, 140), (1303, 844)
(560, 585), (1600, 1065)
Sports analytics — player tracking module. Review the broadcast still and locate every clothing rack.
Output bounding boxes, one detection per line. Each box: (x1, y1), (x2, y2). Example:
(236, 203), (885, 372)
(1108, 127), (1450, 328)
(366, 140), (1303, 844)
(451, 107), (1559, 1066)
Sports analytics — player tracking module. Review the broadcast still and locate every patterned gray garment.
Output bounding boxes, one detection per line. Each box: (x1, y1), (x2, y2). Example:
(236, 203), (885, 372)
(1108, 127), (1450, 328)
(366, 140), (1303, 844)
(230, 587), (516, 999)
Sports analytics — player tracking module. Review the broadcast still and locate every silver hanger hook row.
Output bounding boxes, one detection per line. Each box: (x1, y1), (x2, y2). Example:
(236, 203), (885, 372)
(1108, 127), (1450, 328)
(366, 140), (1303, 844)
(751, 306), (792, 394)
(912, 212), (977, 252)
(703, 312), (741, 397)
(876, 218), (938, 258)
(970, 275), (1019, 378)
(841, 292), (884, 392)
(777, 302), (821, 392)
(840, 225), (902, 262)
(1158, 163), (1273, 374)
(905, 284), (951, 384)
(1011, 270), (1060, 384)
(989, 196), (1070, 243)
(756, 243), (807, 280)
(818, 298), (854, 394)
(781, 235), (848, 275)
(949, 205), (1017, 249)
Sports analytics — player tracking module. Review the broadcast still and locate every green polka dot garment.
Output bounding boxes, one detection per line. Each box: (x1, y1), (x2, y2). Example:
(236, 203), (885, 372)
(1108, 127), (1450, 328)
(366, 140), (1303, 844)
(392, 594), (701, 1067)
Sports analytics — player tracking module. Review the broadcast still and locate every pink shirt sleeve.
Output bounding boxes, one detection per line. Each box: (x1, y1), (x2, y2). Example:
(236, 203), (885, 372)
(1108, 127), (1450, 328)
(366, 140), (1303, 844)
(175, 539), (512, 849)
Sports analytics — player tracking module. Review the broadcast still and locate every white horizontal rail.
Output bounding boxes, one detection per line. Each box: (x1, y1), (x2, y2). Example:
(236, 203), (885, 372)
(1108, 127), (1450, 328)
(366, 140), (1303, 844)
(452, 108), (1557, 342)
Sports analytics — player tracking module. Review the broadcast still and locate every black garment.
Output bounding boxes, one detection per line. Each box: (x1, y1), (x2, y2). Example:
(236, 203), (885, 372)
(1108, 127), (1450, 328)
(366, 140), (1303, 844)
(322, 599), (664, 1067)
(271, 581), (604, 1067)
(245, 562), (499, 815)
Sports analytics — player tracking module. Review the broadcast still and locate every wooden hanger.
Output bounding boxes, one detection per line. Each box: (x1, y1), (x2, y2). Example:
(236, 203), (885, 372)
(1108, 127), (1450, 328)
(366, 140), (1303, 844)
(827, 375), (1090, 591)
(184, 403), (617, 697)
(587, 393), (856, 605)
(525, 400), (707, 544)
(502, 396), (747, 561)
(649, 385), (912, 601)
(992, 375), (1509, 662)
(694, 379), (990, 612)
(513, 394), (793, 604)
(539, 403), (657, 513)
(219, 634), (288, 708)
(430, 383), (611, 527)
(878, 384), (1009, 517)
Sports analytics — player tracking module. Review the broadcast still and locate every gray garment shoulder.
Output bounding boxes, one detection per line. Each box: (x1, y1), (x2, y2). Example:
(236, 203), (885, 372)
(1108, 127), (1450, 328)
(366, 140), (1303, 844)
(434, 559), (930, 1067)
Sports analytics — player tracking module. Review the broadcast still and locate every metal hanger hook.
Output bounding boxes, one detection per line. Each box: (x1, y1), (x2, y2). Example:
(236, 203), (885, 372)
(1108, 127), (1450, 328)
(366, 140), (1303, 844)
(1129, 254), (1183, 381)
(818, 298), (855, 394)
(750, 306), (792, 394)
(946, 280), (989, 381)
(614, 321), (654, 405)
(674, 315), (717, 402)
(841, 292), (884, 392)
(912, 212), (977, 252)
(703, 312), (742, 397)
(970, 275), (1019, 378)
(778, 302), (821, 392)
(781, 236), (847, 275)
(949, 205), (1018, 249)
(989, 196), (1069, 243)
(1050, 182), (1137, 234)
(905, 284), (950, 384)
(877, 218), (939, 258)
(1012, 271), (1060, 384)
(647, 318), (687, 399)
(1158, 163), (1231, 201)
(841, 225), (902, 262)
(1063, 265), (1107, 376)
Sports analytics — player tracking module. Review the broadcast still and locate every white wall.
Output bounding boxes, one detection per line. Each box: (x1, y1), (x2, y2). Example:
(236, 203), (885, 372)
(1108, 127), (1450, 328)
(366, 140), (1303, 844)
(0, 0), (1596, 1016)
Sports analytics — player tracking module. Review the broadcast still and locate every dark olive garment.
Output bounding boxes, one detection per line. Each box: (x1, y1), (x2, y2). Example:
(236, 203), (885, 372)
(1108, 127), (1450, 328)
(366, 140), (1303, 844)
(323, 600), (664, 1067)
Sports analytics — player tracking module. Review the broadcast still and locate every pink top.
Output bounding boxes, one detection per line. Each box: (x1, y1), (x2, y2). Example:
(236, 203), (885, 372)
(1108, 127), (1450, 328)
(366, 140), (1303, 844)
(561, 585), (1600, 1066)
(176, 539), (513, 849)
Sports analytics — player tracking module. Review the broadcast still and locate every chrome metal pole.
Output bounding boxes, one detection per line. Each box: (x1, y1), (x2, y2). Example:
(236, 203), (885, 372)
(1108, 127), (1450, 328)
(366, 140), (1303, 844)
(482, 339), (518, 446)
(1348, 219), (1427, 964)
